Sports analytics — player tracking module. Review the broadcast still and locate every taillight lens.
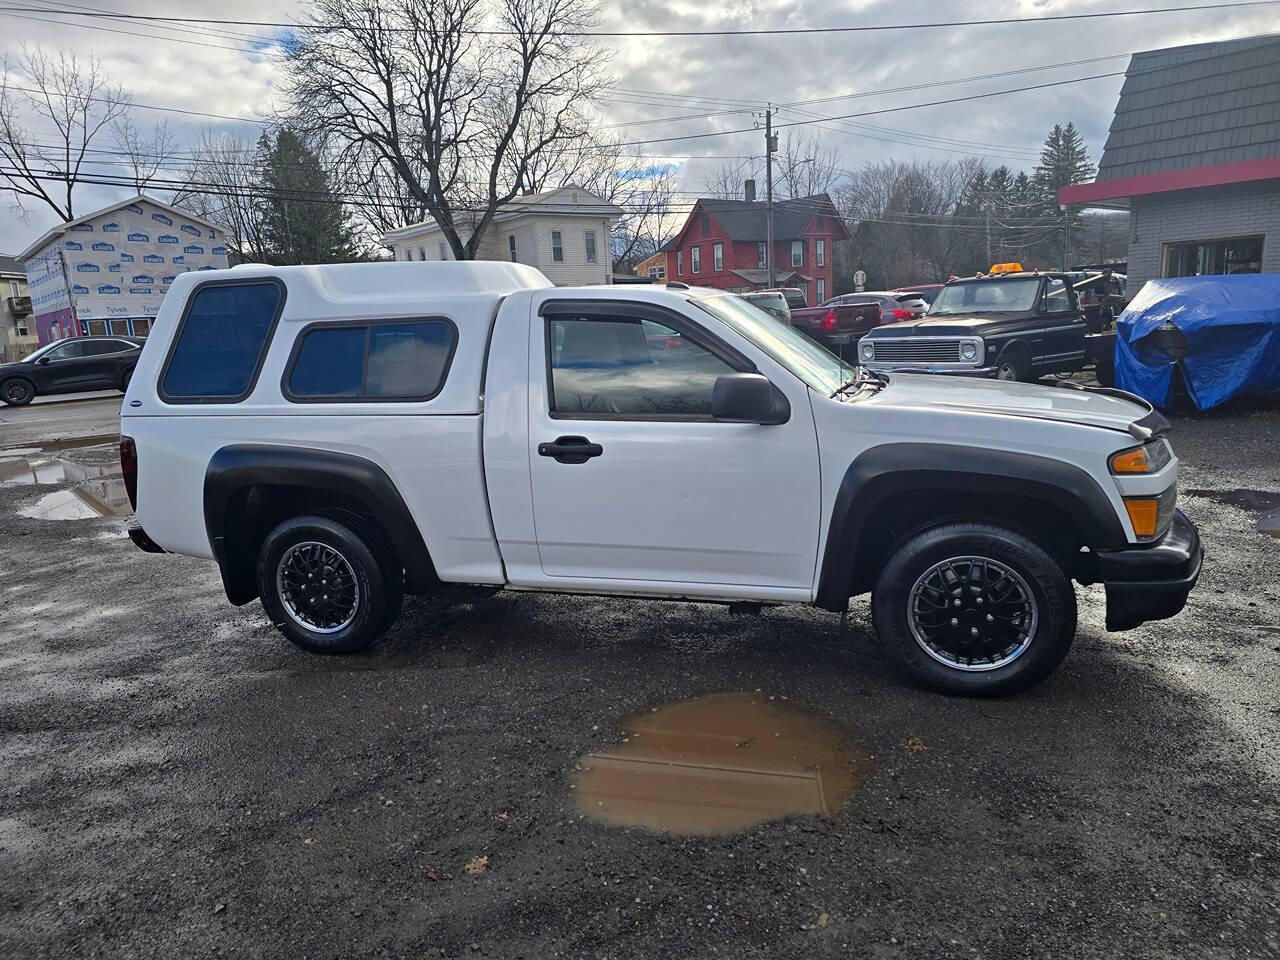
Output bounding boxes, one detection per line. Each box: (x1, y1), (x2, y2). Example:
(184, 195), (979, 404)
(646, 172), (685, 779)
(119, 436), (137, 510)
(822, 309), (838, 331)
(892, 308), (912, 320)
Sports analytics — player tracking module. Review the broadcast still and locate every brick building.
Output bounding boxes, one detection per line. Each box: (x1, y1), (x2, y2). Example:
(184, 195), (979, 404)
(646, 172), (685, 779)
(665, 192), (850, 307)
(1060, 34), (1280, 291)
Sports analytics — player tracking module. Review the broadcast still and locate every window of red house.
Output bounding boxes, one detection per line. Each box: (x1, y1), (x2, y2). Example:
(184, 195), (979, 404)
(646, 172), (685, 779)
(713, 242), (723, 271)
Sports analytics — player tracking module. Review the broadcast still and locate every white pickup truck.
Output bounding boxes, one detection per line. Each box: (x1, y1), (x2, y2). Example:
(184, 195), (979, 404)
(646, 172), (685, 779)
(120, 262), (1201, 695)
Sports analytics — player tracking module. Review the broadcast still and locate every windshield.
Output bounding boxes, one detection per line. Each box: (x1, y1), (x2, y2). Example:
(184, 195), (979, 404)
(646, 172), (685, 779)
(694, 294), (854, 395)
(20, 340), (65, 363)
(929, 277), (1041, 315)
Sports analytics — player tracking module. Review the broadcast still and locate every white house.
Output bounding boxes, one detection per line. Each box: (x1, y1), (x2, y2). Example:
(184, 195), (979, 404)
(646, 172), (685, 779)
(381, 185), (623, 286)
(18, 194), (229, 344)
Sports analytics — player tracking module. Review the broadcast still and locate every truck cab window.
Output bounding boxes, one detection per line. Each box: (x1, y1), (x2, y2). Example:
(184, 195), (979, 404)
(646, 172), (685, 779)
(547, 314), (734, 418)
(1043, 279), (1070, 312)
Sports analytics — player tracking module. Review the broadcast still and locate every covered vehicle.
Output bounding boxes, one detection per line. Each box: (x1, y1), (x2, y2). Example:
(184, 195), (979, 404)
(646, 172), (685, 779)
(1115, 275), (1280, 410)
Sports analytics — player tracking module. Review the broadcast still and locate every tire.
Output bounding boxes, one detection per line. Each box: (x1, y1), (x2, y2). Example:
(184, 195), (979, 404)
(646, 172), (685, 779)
(1, 377), (35, 406)
(256, 514), (404, 654)
(871, 522), (1076, 696)
(994, 346), (1030, 382)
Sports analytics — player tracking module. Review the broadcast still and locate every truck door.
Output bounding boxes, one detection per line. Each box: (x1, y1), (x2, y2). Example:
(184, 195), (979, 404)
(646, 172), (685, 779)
(524, 297), (821, 596)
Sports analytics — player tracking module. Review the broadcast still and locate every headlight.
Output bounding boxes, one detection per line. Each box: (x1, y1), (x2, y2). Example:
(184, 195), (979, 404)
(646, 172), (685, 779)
(959, 340), (979, 361)
(858, 341), (875, 362)
(1109, 439), (1172, 475)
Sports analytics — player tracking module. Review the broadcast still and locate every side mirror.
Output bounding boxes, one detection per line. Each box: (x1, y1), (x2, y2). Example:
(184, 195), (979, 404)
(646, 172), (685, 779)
(712, 373), (789, 425)
(36, 355), (50, 365)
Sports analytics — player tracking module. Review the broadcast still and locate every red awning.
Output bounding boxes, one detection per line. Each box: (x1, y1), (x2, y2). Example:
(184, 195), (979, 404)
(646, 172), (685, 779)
(1059, 157), (1280, 208)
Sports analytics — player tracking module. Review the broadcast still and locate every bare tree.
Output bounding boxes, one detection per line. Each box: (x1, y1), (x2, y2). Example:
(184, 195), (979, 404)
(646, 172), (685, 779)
(774, 131), (840, 200)
(703, 157), (761, 200)
(521, 132), (678, 268)
(173, 129), (270, 263)
(112, 115), (178, 194)
(283, 0), (608, 259)
(0, 47), (130, 220)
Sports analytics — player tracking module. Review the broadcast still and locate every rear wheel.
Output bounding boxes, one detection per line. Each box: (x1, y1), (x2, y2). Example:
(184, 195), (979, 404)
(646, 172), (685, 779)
(256, 514), (403, 654)
(871, 521), (1076, 696)
(1, 378), (35, 406)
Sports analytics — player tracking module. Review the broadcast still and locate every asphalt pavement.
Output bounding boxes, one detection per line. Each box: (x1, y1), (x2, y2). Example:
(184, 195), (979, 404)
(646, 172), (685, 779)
(0, 394), (123, 449)
(0, 402), (1276, 959)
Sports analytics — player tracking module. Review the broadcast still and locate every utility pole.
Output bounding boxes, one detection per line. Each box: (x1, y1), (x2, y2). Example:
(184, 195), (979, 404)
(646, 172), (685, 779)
(1062, 203), (1071, 271)
(984, 197), (992, 266)
(765, 107), (776, 288)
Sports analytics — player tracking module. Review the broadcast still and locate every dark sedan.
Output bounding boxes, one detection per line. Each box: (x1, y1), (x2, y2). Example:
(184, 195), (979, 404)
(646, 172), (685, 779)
(0, 336), (144, 406)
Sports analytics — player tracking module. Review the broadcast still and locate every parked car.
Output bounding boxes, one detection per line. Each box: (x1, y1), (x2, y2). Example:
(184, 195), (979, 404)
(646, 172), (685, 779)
(0, 335), (144, 406)
(760, 287), (808, 310)
(122, 262), (1201, 696)
(740, 291), (790, 322)
(787, 294), (892, 356)
(858, 271), (1091, 381)
(892, 283), (944, 305)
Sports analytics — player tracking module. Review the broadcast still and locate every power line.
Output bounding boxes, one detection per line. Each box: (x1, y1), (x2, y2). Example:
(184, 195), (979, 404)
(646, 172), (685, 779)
(2, 1), (1275, 36)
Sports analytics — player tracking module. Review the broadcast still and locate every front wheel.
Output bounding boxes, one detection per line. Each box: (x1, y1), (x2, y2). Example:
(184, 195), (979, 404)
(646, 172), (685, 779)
(1, 378), (35, 406)
(256, 514), (403, 654)
(871, 522), (1076, 696)
(994, 347), (1029, 382)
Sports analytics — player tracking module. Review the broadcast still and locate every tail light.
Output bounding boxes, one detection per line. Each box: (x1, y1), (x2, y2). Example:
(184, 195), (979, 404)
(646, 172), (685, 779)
(119, 436), (137, 510)
(663, 336), (686, 350)
(891, 308), (913, 321)
(822, 309), (839, 331)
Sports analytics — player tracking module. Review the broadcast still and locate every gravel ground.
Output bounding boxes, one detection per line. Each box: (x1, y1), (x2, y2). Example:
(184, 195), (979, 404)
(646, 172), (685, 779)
(0, 403), (1277, 959)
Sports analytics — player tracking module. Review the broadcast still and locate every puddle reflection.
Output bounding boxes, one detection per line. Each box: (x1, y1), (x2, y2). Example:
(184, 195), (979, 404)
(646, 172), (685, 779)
(575, 692), (872, 835)
(20, 478), (131, 520)
(1186, 488), (1280, 537)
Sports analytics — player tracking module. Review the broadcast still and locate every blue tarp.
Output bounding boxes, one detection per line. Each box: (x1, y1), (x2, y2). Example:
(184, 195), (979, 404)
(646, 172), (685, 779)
(1115, 275), (1280, 410)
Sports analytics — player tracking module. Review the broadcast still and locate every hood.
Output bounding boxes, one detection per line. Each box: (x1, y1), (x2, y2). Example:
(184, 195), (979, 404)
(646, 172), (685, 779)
(868, 372), (1152, 435)
(871, 313), (1022, 334)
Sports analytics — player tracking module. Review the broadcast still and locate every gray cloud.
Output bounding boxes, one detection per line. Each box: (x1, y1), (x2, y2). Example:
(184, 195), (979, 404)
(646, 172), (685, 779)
(1, 0), (1274, 252)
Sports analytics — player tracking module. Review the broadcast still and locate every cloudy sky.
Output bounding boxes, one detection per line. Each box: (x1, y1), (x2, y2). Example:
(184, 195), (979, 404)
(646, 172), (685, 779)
(1, 0), (1276, 253)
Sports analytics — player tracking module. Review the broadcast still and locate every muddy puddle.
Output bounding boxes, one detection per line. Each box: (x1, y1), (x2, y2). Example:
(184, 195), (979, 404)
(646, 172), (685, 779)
(574, 692), (872, 835)
(1185, 488), (1280, 537)
(1, 443), (130, 520)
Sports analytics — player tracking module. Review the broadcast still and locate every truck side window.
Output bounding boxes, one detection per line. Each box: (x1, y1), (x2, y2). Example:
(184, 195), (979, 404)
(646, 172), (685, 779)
(285, 319), (456, 402)
(161, 280), (283, 402)
(1043, 279), (1069, 312)
(547, 315), (735, 418)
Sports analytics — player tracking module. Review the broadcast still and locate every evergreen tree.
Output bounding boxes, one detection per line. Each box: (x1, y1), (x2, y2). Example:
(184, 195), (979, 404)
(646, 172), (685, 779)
(259, 127), (360, 265)
(1031, 122), (1094, 267)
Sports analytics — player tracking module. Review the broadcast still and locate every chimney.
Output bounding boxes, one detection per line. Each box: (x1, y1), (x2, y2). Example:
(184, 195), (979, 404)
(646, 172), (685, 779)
(521, 188), (535, 197)
(744, 179), (756, 202)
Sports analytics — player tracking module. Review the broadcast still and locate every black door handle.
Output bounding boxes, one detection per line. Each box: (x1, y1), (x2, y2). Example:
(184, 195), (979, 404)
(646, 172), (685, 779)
(538, 435), (603, 464)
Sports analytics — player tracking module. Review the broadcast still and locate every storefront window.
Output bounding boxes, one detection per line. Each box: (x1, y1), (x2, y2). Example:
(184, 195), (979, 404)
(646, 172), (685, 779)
(1162, 235), (1263, 278)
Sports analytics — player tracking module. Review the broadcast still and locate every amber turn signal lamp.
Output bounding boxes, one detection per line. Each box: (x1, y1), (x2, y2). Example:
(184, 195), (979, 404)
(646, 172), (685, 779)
(1125, 498), (1160, 538)
(1110, 447), (1152, 474)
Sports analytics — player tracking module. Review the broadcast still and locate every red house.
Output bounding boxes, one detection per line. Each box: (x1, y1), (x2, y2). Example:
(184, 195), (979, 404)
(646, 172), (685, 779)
(665, 192), (850, 307)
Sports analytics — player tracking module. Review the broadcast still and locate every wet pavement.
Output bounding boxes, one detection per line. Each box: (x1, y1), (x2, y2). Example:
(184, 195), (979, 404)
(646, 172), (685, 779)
(0, 406), (1277, 959)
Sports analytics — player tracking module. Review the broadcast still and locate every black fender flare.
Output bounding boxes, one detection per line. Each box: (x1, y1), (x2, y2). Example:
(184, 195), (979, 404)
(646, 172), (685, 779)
(813, 443), (1128, 611)
(204, 444), (436, 604)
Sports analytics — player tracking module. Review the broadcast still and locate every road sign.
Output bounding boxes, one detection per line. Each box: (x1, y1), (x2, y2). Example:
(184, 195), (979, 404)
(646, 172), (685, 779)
(854, 269), (866, 292)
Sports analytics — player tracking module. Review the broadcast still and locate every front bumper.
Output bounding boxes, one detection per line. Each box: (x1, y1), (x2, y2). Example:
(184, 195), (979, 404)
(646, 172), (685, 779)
(1095, 509), (1202, 631)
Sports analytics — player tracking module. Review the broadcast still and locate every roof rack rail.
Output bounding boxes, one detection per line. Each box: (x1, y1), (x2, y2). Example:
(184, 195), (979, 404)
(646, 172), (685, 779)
(666, 280), (689, 290)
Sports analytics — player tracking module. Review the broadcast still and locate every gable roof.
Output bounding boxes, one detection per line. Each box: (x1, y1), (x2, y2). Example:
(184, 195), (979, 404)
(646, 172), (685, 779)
(678, 194), (850, 245)
(0, 254), (24, 275)
(1096, 33), (1280, 182)
(17, 193), (222, 262)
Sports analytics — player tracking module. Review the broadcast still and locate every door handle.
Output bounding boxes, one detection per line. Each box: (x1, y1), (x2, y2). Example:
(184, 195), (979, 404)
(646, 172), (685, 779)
(538, 435), (603, 464)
